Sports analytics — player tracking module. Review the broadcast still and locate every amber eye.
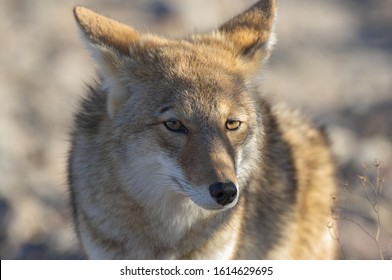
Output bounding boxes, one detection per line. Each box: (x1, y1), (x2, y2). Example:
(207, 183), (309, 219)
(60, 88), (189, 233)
(225, 119), (242, 131)
(164, 119), (188, 134)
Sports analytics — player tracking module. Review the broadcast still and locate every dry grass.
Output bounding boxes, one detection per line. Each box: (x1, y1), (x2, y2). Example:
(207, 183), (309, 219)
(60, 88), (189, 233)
(330, 160), (391, 259)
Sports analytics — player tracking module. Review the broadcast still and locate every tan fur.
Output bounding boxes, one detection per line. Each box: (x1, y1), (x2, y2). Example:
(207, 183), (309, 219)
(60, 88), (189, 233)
(73, 6), (140, 55)
(69, 0), (337, 259)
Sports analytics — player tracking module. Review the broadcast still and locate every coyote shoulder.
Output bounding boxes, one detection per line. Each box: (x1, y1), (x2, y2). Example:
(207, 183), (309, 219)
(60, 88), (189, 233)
(69, 0), (337, 259)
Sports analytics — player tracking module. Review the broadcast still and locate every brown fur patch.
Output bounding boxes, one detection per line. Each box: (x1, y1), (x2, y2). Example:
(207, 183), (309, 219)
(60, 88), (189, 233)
(219, 0), (275, 57)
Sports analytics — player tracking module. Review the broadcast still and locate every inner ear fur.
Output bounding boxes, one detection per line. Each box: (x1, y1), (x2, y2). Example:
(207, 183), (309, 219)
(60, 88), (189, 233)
(219, 0), (276, 58)
(74, 7), (144, 118)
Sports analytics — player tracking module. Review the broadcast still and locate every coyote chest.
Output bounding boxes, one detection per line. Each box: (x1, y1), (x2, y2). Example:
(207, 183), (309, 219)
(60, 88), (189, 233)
(69, 0), (337, 259)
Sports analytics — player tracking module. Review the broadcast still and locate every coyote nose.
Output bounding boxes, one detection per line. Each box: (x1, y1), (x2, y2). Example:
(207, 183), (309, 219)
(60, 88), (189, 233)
(209, 182), (238, 206)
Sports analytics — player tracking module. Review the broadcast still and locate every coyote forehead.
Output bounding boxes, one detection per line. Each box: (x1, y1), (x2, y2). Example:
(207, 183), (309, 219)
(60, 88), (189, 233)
(101, 37), (260, 126)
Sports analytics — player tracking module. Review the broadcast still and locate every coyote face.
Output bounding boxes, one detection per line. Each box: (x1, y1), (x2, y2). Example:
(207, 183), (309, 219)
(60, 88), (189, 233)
(72, 3), (272, 212)
(99, 40), (264, 214)
(70, 0), (337, 259)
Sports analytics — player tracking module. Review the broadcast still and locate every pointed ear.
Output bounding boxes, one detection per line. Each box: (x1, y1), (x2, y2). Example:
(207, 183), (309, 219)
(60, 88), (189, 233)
(219, 0), (276, 60)
(73, 6), (140, 56)
(73, 7), (140, 117)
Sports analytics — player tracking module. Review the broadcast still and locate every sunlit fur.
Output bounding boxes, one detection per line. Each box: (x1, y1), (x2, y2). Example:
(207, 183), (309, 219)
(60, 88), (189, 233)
(69, 0), (337, 259)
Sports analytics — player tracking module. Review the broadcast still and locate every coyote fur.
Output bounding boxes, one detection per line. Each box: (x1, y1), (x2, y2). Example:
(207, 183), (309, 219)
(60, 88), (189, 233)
(69, 0), (337, 259)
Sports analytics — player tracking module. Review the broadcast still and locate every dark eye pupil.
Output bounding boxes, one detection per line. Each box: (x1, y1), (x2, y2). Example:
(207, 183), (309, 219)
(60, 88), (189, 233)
(168, 120), (178, 128)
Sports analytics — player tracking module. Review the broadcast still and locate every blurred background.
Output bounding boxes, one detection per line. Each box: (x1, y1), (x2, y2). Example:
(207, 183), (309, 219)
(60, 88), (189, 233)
(0, 0), (391, 259)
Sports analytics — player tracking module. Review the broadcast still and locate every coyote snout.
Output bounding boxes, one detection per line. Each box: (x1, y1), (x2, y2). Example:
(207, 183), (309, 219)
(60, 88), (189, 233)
(169, 130), (241, 210)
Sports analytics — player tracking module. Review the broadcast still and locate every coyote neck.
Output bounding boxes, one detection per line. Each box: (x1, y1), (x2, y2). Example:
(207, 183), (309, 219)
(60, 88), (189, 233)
(138, 196), (243, 259)
(79, 179), (243, 259)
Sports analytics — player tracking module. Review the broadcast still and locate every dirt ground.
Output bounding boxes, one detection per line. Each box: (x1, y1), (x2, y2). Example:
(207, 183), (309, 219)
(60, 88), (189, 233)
(0, 0), (391, 259)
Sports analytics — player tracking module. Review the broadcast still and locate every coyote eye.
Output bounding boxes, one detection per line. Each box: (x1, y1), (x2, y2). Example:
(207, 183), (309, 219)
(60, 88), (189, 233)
(164, 119), (188, 134)
(225, 119), (242, 131)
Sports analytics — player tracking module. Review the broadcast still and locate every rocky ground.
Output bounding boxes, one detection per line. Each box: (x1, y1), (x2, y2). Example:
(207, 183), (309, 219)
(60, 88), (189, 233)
(0, 0), (391, 259)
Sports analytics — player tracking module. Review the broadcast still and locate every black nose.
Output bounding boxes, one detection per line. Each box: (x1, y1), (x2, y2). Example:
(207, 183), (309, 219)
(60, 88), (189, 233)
(209, 182), (238, 206)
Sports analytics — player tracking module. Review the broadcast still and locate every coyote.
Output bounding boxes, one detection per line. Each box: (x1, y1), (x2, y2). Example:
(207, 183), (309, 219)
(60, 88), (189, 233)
(69, 0), (337, 259)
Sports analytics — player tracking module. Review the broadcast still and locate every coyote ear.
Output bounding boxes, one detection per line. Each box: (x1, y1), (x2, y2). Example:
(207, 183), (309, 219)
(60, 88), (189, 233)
(73, 6), (140, 56)
(219, 0), (276, 60)
(74, 7), (141, 118)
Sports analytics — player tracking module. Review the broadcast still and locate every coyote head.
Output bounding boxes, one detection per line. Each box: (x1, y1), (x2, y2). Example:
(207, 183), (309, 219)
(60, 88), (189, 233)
(73, 0), (276, 212)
